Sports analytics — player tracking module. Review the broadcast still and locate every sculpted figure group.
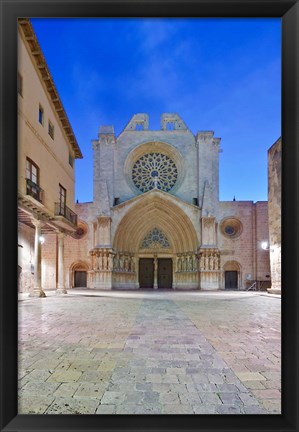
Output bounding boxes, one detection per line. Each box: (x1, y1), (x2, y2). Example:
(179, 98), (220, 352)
(113, 253), (135, 273)
(177, 254), (197, 272)
(199, 252), (220, 271)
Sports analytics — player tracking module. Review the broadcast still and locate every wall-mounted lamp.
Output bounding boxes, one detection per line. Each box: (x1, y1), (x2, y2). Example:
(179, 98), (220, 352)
(39, 236), (45, 244)
(261, 241), (269, 250)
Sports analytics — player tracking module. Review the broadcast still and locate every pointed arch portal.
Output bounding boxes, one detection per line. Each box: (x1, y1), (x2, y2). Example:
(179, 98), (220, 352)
(113, 193), (198, 289)
(113, 194), (198, 253)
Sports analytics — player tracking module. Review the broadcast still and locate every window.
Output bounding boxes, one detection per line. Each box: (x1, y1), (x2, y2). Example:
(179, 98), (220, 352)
(26, 158), (42, 202)
(71, 223), (88, 240)
(59, 184), (66, 215)
(38, 104), (44, 125)
(166, 122), (175, 130)
(69, 153), (74, 168)
(18, 72), (23, 96)
(48, 120), (54, 139)
(220, 217), (243, 239)
(132, 152), (178, 192)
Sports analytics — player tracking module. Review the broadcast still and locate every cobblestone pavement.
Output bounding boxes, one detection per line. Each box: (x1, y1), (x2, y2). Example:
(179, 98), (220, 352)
(18, 290), (281, 415)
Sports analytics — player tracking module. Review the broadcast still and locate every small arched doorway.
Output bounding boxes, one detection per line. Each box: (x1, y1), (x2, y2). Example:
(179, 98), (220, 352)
(223, 261), (241, 290)
(70, 261), (89, 288)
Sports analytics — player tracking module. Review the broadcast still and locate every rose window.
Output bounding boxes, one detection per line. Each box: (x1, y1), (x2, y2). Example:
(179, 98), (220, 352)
(141, 228), (170, 249)
(131, 152), (178, 192)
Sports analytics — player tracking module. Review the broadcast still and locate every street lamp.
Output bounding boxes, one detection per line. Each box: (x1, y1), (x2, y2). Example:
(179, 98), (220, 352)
(39, 236), (45, 245)
(261, 241), (269, 250)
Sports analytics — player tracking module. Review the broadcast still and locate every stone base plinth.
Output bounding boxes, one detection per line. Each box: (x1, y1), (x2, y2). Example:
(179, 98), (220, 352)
(29, 288), (46, 298)
(56, 288), (68, 295)
(200, 271), (220, 290)
(267, 288), (281, 295)
(93, 271), (113, 289)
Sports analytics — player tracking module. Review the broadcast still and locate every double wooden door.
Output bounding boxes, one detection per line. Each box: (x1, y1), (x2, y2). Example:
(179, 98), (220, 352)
(139, 258), (172, 289)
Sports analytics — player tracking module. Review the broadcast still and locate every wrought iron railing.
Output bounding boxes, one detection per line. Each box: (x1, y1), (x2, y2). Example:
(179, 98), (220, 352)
(54, 202), (77, 226)
(26, 178), (43, 203)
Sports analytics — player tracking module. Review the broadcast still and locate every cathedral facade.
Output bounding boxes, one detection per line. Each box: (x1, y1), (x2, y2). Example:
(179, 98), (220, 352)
(42, 113), (270, 291)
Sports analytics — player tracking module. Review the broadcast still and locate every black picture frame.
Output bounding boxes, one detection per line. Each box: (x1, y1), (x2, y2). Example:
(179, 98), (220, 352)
(1, 1), (298, 431)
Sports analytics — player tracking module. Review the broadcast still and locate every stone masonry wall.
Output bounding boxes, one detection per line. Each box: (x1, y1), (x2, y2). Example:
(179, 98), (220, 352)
(268, 138), (281, 292)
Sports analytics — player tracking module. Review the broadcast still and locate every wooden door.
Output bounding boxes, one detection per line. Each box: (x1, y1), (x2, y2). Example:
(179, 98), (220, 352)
(139, 258), (154, 288)
(74, 271), (87, 287)
(225, 271), (238, 289)
(158, 258), (172, 289)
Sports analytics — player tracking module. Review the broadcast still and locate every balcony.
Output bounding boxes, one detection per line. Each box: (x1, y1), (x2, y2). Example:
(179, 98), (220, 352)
(26, 179), (43, 203)
(54, 202), (78, 229)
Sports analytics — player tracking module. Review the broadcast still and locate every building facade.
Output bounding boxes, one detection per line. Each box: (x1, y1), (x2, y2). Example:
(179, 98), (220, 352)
(267, 138), (281, 294)
(18, 18), (83, 296)
(41, 113), (270, 291)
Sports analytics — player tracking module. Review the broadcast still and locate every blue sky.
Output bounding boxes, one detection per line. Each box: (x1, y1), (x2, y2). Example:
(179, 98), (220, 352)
(31, 18), (281, 203)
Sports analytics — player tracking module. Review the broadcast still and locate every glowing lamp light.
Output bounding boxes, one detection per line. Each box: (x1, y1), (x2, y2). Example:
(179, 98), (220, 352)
(39, 236), (45, 244)
(261, 241), (269, 250)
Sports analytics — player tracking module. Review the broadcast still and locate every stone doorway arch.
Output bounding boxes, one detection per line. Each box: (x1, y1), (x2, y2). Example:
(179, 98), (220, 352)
(223, 260), (242, 290)
(112, 191), (199, 290)
(70, 261), (90, 288)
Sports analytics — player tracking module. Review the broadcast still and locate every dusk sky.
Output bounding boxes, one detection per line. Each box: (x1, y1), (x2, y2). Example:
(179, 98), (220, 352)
(31, 18), (281, 204)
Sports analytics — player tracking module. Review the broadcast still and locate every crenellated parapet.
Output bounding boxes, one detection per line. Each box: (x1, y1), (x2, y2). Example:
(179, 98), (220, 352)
(123, 114), (149, 131)
(160, 113), (188, 131)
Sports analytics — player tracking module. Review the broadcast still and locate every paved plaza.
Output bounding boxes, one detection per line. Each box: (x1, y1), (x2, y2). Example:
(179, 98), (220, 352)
(18, 290), (281, 415)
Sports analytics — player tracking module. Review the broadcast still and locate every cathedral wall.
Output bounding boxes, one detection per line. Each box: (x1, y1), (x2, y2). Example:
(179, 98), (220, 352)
(218, 201), (254, 288)
(114, 130), (198, 204)
(217, 201), (270, 289)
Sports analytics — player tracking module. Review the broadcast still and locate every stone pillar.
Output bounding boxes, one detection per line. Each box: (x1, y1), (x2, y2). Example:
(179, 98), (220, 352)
(267, 138), (281, 294)
(56, 233), (67, 294)
(154, 256), (158, 289)
(96, 216), (112, 247)
(30, 220), (46, 298)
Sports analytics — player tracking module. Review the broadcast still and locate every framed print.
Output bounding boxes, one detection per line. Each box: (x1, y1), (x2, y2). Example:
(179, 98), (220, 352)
(0, 1), (298, 432)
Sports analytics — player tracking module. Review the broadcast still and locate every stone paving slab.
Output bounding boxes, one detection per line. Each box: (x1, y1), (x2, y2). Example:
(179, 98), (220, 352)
(18, 291), (280, 414)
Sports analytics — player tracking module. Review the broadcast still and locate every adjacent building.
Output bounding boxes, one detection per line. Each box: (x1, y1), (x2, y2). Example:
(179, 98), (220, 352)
(18, 18), (83, 296)
(41, 113), (271, 291)
(267, 137), (281, 294)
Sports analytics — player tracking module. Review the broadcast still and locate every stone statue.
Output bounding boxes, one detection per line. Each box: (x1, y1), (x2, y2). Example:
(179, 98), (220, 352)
(188, 255), (193, 271)
(192, 255), (197, 271)
(177, 257), (182, 272)
(200, 254), (205, 271)
(213, 254), (218, 270)
(209, 254), (214, 270)
(124, 256), (129, 272)
(119, 254), (123, 271)
(131, 257), (135, 273)
(182, 256), (186, 272)
(108, 254), (113, 271)
(204, 254), (209, 270)
(103, 252), (108, 270)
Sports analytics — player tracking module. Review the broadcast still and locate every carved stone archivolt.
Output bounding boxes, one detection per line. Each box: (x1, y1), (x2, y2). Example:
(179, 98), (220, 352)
(176, 253), (197, 273)
(113, 252), (136, 273)
(198, 249), (220, 271)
